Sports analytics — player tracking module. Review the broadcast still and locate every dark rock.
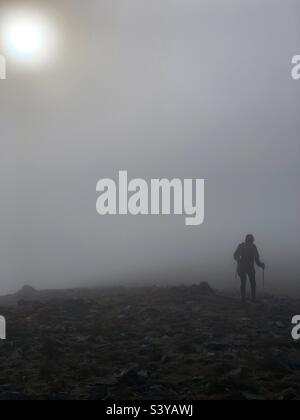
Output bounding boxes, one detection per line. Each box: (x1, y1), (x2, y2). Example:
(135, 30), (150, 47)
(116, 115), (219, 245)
(90, 384), (108, 400)
(281, 353), (300, 371)
(197, 282), (215, 295)
(0, 285), (299, 400)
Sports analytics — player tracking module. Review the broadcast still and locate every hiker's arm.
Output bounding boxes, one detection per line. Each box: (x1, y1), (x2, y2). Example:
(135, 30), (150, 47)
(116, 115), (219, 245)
(254, 246), (265, 269)
(234, 245), (241, 262)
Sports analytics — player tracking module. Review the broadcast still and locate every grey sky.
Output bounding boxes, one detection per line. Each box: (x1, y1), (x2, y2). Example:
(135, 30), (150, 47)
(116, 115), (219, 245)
(1, 0), (299, 293)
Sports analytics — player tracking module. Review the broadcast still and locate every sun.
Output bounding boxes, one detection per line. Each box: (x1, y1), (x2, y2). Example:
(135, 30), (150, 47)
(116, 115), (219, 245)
(6, 21), (44, 56)
(2, 11), (56, 65)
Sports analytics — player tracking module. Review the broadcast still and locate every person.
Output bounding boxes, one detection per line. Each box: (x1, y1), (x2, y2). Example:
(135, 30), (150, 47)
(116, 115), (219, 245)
(234, 234), (265, 303)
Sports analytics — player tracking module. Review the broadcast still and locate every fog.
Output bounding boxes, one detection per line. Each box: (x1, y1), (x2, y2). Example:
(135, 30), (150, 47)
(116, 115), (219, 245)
(1, 0), (299, 294)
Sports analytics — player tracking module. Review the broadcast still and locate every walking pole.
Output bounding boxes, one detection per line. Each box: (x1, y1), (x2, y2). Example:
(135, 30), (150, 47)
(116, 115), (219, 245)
(262, 268), (265, 291)
(235, 264), (238, 292)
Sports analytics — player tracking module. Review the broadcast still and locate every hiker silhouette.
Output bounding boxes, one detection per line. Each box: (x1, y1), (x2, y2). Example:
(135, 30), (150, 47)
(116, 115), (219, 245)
(234, 235), (265, 303)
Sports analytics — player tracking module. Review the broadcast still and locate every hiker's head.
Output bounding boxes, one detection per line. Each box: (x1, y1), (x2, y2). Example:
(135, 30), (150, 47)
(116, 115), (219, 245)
(245, 234), (255, 245)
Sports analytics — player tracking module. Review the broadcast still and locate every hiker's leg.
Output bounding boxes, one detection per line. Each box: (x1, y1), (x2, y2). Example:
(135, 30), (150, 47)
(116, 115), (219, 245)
(249, 272), (257, 302)
(239, 272), (247, 303)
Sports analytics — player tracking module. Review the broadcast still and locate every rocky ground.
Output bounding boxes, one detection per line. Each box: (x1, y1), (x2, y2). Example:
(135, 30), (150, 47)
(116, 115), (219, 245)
(0, 284), (299, 400)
